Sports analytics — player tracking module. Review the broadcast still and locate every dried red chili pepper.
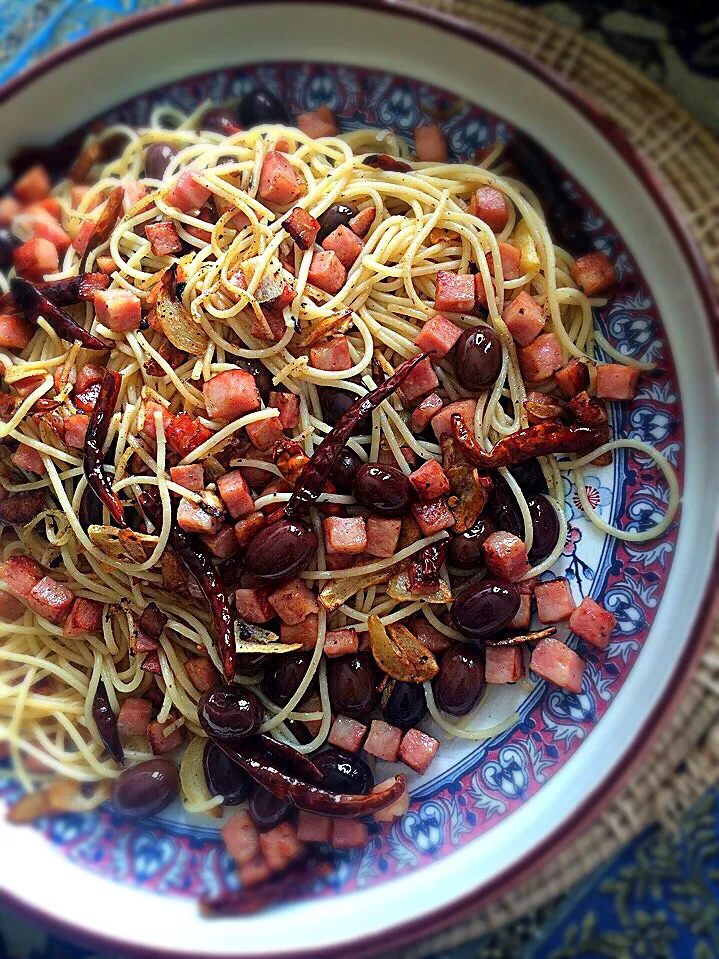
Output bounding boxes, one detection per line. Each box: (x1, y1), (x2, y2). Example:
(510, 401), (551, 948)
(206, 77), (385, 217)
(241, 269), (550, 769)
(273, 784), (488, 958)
(567, 391), (609, 428)
(36, 273), (110, 306)
(257, 735), (323, 784)
(10, 278), (112, 351)
(216, 739), (405, 818)
(138, 602), (168, 641)
(91, 680), (124, 766)
(409, 542), (448, 594)
(450, 414), (608, 471)
(140, 491), (235, 684)
(79, 185), (125, 271)
(84, 369), (126, 527)
(363, 154), (412, 173)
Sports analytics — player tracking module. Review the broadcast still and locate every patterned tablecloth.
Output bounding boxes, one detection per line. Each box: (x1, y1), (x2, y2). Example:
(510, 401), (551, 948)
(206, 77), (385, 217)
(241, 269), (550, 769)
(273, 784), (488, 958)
(1, 2), (718, 958)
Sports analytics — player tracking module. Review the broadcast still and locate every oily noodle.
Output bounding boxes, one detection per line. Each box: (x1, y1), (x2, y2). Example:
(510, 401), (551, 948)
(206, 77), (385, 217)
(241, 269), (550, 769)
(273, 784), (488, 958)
(0, 107), (679, 796)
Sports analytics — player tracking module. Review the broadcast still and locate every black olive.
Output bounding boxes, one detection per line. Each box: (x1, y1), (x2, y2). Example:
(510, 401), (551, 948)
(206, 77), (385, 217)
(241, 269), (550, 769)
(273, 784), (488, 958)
(203, 741), (252, 805)
(197, 685), (263, 741)
(452, 580), (521, 641)
(239, 88), (290, 128)
(316, 202), (359, 244)
(112, 759), (180, 818)
(382, 681), (427, 730)
(313, 748), (374, 795)
(0, 227), (21, 272)
(248, 785), (293, 829)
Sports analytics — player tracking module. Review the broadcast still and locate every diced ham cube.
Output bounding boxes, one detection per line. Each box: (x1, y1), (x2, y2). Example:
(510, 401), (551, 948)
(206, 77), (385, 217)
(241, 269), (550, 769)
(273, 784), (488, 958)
(518, 332), (563, 382)
(502, 291), (545, 347)
(411, 499), (455, 536)
(269, 391), (300, 429)
(203, 370), (261, 420)
(569, 597), (616, 650)
(268, 578), (319, 625)
(0, 555), (43, 598)
(27, 211), (70, 253)
(328, 715), (367, 755)
(141, 401), (173, 441)
(365, 719), (402, 761)
(141, 651), (162, 675)
(482, 530), (531, 581)
(167, 169), (211, 213)
(535, 577), (576, 623)
(284, 207), (320, 250)
(410, 393), (443, 433)
(245, 415), (284, 452)
(169, 464), (204, 492)
(177, 498), (225, 535)
(63, 413), (90, 449)
(400, 357), (439, 403)
(117, 697), (153, 737)
(62, 597), (103, 636)
(409, 459), (450, 502)
(297, 810), (333, 843)
(165, 413), (212, 458)
(298, 106), (338, 139)
(323, 628), (359, 658)
(258, 152), (303, 205)
(349, 207), (375, 237)
(372, 777), (410, 822)
(414, 314), (463, 358)
(222, 809), (261, 866)
(431, 399), (477, 441)
(0, 313), (34, 350)
(96, 254), (116, 275)
(413, 615), (451, 653)
(238, 854), (272, 888)
(235, 587), (274, 624)
(251, 307), (286, 343)
(321, 225), (364, 269)
(331, 818), (369, 850)
(399, 728), (439, 774)
(323, 516), (367, 556)
(13, 237), (58, 281)
(473, 186), (509, 233)
(11, 445), (44, 474)
(259, 821), (306, 872)
(365, 517), (402, 559)
(555, 358), (590, 399)
(488, 242), (522, 280)
(281, 614), (319, 649)
(145, 221), (182, 256)
(307, 249), (346, 295)
(71, 219), (96, 257)
(434, 271), (475, 314)
(94, 289), (142, 332)
(148, 718), (185, 755)
(26, 576), (74, 624)
(596, 364), (640, 401)
(13, 165), (50, 205)
(234, 512), (266, 547)
(184, 656), (220, 692)
(570, 251), (616, 296)
(508, 594), (531, 630)
(414, 125), (447, 162)
(377, 446), (416, 468)
(0, 591), (25, 620)
(310, 336), (353, 372)
(218, 472), (259, 520)
(530, 637), (585, 693)
(485, 646), (525, 684)
(0, 196), (21, 224)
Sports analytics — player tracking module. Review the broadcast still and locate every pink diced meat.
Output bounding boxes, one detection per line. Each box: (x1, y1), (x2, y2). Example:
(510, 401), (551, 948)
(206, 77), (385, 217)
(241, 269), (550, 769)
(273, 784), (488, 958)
(518, 333), (563, 382)
(372, 777), (410, 823)
(328, 715), (367, 753)
(117, 697), (152, 737)
(508, 594), (531, 630)
(473, 186), (509, 233)
(238, 855), (272, 888)
(570, 251), (616, 296)
(94, 289), (142, 333)
(258, 152), (303, 205)
(323, 516), (368, 555)
(0, 197), (21, 224)
(297, 811), (333, 845)
(410, 393), (443, 433)
(12, 445), (45, 474)
(169, 464), (204, 492)
(14, 165), (50, 205)
(331, 819), (369, 850)
(310, 336), (352, 372)
(0, 592), (25, 620)
(409, 459), (450, 501)
(365, 517), (402, 559)
(502, 291), (545, 347)
(434, 271), (475, 313)
(569, 597), (616, 650)
(203, 370), (261, 420)
(184, 656), (219, 692)
(245, 415), (284, 452)
(413, 615), (451, 653)
(177, 498), (224, 535)
(298, 106), (338, 139)
(414, 314), (463, 358)
(400, 357), (439, 403)
(145, 221), (182, 256)
(485, 646), (525, 684)
(412, 498), (455, 535)
(324, 628), (360, 658)
(26, 576), (74, 624)
(414, 125), (447, 162)
(269, 578), (319, 625)
(222, 809), (261, 866)
(284, 206), (320, 250)
(399, 728), (439, 774)
(269, 391), (300, 429)
(14, 238), (58, 281)
(535, 578), (576, 623)
(167, 169), (211, 213)
(0, 555), (43, 598)
(431, 399), (477, 441)
(0, 312), (34, 349)
(349, 207), (375, 237)
(322, 225), (364, 269)
(72, 220), (95, 257)
(63, 597), (103, 636)
(148, 718), (185, 755)
(259, 821), (306, 872)
(377, 446), (416, 468)
(488, 242), (522, 280)
(530, 638), (585, 693)
(482, 530), (531, 581)
(596, 364), (640, 401)
(235, 587), (274, 624)
(307, 250), (346, 294)
(251, 307), (286, 343)
(141, 401), (173, 441)
(27, 210), (70, 253)
(365, 720), (402, 762)
(555, 358), (590, 399)
(281, 614), (319, 649)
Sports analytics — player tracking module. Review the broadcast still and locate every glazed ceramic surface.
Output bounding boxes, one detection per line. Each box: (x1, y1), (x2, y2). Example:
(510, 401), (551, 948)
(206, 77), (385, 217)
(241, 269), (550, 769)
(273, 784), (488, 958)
(0, 4), (716, 957)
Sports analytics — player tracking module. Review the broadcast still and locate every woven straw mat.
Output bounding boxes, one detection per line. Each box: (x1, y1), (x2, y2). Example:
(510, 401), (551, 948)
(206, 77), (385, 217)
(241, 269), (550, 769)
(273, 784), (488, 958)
(386, 1), (719, 955)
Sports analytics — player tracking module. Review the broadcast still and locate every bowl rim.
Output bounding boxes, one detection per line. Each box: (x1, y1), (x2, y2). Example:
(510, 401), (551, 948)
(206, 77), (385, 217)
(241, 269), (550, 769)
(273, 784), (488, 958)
(0, 1), (717, 957)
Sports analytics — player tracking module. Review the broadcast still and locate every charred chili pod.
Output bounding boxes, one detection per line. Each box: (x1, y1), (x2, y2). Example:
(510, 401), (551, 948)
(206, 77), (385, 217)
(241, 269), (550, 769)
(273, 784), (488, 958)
(140, 491), (235, 684)
(91, 680), (124, 766)
(257, 735), (324, 784)
(79, 185), (125, 271)
(36, 273), (110, 306)
(10, 278), (112, 350)
(84, 369), (126, 527)
(409, 541), (448, 594)
(362, 154), (412, 173)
